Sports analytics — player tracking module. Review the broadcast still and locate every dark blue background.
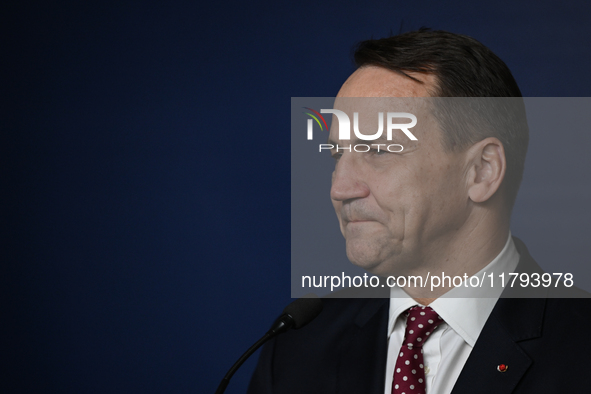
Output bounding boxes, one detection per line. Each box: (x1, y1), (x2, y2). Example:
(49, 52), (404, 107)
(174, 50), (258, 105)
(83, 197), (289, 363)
(4, 1), (591, 393)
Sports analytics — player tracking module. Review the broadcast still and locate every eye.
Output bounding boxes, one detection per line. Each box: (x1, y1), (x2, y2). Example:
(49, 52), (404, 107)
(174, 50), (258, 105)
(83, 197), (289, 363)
(369, 148), (388, 156)
(331, 151), (342, 161)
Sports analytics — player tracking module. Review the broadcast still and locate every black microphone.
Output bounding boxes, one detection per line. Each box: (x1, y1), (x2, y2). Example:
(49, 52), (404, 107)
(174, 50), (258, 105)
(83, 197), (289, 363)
(214, 294), (323, 394)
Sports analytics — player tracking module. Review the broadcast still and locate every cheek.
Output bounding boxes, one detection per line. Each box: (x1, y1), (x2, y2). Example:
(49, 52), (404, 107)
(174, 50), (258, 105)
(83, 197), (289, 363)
(418, 166), (467, 222)
(386, 170), (450, 218)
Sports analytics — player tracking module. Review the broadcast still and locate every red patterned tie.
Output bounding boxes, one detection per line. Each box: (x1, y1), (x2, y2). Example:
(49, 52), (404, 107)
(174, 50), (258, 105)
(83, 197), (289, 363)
(392, 306), (442, 394)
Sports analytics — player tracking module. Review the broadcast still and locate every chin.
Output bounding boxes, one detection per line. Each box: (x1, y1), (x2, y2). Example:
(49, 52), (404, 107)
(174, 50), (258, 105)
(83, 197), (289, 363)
(346, 242), (413, 277)
(345, 245), (385, 273)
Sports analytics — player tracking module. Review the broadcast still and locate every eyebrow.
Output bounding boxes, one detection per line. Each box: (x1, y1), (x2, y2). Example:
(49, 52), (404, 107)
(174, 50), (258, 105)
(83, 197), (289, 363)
(326, 136), (392, 146)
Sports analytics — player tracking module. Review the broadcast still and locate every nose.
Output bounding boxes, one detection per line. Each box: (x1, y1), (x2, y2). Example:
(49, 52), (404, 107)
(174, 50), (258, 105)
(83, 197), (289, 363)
(330, 152), (370, 201)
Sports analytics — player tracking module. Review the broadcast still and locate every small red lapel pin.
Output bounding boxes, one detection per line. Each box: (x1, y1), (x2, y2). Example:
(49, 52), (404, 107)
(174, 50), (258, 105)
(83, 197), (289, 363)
(497, 364), (508, 372)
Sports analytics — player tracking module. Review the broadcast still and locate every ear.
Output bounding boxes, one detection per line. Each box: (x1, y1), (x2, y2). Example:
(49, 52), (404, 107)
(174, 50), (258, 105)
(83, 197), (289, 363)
(466, 138), (506, 203)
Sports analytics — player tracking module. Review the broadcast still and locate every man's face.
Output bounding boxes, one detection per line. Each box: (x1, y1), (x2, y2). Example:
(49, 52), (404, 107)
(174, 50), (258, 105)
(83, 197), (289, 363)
(330, 66), (471, 277)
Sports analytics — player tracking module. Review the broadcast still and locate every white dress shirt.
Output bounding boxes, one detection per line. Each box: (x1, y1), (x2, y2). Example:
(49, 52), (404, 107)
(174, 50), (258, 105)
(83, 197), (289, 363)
(384, 234), (520, 394)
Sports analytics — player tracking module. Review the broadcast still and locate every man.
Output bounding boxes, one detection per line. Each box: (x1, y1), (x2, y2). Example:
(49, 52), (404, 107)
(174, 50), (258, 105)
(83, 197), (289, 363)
(248, 29), (590, 393)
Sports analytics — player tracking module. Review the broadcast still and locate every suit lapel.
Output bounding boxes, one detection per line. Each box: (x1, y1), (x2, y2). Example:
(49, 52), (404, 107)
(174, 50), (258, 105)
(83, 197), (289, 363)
(451, 297), (545, 393)
(452, 238), (547, 394)
(337, 298), (389, 394)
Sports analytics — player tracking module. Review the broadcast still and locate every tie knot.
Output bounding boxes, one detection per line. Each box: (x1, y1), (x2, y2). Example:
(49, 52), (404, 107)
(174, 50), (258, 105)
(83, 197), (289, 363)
(403, 306), (442, 348)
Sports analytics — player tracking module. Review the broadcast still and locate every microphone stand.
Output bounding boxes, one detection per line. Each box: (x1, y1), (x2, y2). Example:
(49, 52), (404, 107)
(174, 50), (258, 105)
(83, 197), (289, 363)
(214, 331), (271, 394)
(214, 314), (293, 394)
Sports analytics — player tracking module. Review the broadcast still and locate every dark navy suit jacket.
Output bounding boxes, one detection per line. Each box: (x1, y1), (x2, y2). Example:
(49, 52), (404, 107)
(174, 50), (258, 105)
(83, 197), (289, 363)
(248, 239), (591, 393)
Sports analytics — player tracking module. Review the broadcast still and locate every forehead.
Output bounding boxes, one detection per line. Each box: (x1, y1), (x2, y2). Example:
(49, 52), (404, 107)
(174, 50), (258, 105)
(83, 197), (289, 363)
(330, 67), (442, 148)
(337, 66), (437, 98)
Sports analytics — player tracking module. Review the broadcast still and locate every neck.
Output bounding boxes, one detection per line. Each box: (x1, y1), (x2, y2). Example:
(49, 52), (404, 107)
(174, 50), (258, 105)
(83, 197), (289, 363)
(413, 297), (437, 306)
(403, 209), (511, 301)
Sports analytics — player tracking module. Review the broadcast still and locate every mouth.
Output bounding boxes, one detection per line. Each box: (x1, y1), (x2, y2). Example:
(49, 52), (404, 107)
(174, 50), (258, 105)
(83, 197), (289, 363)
(345, 218), (378, 225)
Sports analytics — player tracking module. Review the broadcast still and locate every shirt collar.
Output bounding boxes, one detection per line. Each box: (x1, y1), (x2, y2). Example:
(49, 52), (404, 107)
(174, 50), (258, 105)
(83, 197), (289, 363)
(387, 233), (520, 347)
